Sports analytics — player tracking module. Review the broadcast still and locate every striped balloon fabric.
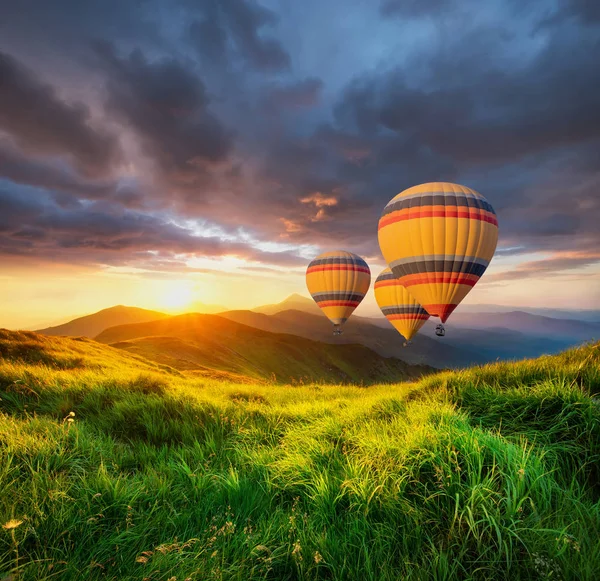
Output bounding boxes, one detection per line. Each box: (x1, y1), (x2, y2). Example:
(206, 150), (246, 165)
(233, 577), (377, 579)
(306, 251), (371, 328)
(374, 268), (430, 341)
(378, 182), (498, 323)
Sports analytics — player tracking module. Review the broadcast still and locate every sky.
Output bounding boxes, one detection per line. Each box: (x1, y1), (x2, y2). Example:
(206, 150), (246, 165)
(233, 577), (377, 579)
(1, 0), (599, 329)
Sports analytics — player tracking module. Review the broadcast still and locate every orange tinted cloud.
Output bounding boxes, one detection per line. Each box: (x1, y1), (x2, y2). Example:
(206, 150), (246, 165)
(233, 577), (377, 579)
(280, 218), (303, 234)
(300, 192), (338, 208)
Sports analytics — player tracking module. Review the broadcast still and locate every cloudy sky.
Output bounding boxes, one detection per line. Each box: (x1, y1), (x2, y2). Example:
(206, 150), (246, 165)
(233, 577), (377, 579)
(1, 0), (599, 328)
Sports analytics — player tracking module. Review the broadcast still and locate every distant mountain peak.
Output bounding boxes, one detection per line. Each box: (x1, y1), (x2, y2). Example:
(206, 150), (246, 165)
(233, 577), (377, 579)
(35, 305), (168, 338)
(252, 293), (319, 316)
(282, 293), (314, 303)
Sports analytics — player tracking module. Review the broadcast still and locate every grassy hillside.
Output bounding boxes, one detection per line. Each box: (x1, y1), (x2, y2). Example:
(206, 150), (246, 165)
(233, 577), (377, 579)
(1, 330), (599, 580)
(35, 305), (169, 338)
(95, 313), (431, 383)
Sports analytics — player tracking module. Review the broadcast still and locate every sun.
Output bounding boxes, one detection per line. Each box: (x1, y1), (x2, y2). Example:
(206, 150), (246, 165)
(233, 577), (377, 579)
(161, 283), (194, 310)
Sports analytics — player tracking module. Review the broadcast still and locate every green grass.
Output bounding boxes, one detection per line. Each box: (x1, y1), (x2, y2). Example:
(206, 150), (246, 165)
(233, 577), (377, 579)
(1, 330), (599, 580)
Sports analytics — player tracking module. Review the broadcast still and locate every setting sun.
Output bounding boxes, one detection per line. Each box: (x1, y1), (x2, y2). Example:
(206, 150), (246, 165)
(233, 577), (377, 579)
(160, 282), (194, 310)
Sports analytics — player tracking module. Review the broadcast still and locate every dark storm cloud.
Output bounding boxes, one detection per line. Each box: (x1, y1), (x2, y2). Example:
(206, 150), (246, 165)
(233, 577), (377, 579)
(332, 25), (600, 168)
(0, 182), (306, 267)
(187, 0), (290, 71)
(0, 0), (161, 53)
(0, 140), (116, 200)
(264, 78), (323, 109)
(380, 0), (461, 18)
(95, 42), (234, 189)
(0, 51), (119, 176)
(542, 0), (600, 25)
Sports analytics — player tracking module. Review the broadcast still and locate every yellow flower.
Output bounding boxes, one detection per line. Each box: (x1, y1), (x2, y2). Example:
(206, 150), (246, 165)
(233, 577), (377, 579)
(3, 519), (23, 530)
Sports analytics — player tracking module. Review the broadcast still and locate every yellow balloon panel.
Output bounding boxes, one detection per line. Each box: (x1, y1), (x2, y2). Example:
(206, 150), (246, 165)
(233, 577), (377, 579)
(306, 251), (371, 326)
(378, 182), (498, 323)
(374, 268), (429, 341)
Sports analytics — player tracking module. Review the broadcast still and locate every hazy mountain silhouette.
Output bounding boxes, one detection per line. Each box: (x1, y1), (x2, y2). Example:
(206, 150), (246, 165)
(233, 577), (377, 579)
(445, 311), (600, 342)
(35, 306), (169, 338)
(95, 313), (432, 384)
(454, 304), (600, 322)
(186, 300), (227, 314)
(221, 308), (593, 366)
(220, 309), (484, 368)
(253, 295), (600, 327)
(250, 293), (321, 316)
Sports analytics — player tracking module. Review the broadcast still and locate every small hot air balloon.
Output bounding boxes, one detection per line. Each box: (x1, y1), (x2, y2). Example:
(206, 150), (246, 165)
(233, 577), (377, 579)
(306, 250), (371, 335)
(378, 182), (498, 335)
(374, 268), (429, 344)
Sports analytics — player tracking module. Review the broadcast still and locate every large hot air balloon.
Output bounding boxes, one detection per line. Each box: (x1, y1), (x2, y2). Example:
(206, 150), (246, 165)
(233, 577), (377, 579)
(378, 182), (498, 334)
(306, 250), (371, 335)
(374, 268), (430, 344)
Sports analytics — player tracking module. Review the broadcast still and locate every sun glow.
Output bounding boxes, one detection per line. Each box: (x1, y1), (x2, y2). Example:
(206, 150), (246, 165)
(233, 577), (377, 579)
(161, 282), (195, 310)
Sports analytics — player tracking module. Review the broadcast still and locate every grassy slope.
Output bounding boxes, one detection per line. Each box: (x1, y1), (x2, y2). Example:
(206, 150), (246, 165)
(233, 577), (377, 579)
(0, 330), (599, 580)
(95, 314), (431, 384)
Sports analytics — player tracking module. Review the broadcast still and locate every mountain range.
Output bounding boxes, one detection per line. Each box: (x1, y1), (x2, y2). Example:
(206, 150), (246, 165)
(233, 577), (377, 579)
(22, 294), (600, 379)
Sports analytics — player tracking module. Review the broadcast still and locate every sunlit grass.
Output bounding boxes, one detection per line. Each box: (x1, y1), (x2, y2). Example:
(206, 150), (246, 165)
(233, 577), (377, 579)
(1, 330), (599, 580)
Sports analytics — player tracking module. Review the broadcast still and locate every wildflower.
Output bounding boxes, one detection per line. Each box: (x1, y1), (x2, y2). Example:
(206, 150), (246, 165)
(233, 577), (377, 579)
(314, 551), (324, 564)
(292, 539), (302, 562)
(2, 520), (23, 530)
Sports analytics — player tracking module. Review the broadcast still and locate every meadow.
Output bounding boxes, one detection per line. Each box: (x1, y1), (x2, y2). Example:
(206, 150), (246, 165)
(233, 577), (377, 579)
(0, 329), (599, 580)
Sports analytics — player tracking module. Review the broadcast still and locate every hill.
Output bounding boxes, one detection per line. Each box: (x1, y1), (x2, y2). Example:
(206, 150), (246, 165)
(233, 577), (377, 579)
(416, 318), (580, 360)
(95, 313), (432, 383)
(244, 300), (599, 365)
(187, 300), (228, 314)
(35, 305), (169, 338)
(221, 308), (490, 368)
(1, 329), (599, 580)
(455, 303), (600, 322)
(250, 293), (321, 315)
(447, 310), (600, 341)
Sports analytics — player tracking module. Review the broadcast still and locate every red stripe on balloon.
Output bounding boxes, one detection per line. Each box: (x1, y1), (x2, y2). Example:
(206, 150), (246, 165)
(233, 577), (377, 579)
(379, 208), (498, 229)
(374, 279), (404, 289)
(386, 314), (430, 321)
(317, 300), (360, 308)
(401, 274), (479, 287)
(307, 265), (371, 274)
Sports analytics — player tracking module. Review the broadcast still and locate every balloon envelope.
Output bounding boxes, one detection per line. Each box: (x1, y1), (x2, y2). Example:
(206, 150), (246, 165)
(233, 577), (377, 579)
(378, 182), (498, 323)
(306, 250), (371, 327)
(374, 268), (430, 341)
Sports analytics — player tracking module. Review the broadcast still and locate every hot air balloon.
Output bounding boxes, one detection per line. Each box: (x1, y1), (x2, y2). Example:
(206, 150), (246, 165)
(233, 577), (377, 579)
(378, 182), (498, 335)
(374, 268), (430, 345)
(306, 250), (371, 335)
